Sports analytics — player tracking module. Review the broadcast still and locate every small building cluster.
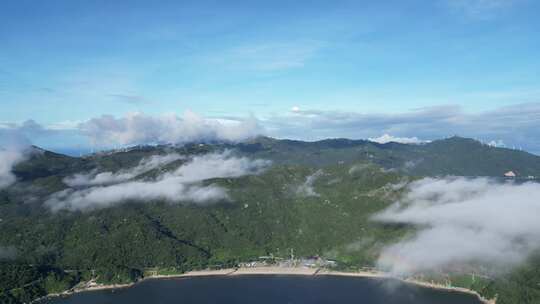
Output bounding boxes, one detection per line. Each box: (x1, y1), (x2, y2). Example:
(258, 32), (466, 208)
(238, 254), (338, 269)
(299, 256), (337, 268)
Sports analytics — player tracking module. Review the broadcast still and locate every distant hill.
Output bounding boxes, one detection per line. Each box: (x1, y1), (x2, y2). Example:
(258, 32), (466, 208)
(6, 136), (539, 194)
(236, 136), (540, 178)
(11, 136), (540, 183)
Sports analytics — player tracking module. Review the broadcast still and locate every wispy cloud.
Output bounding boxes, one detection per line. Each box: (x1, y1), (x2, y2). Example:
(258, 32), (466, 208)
(107, 94), (148, 105)
(209, 40), (324, 72)
(296, 170), (323, 197)
(46, 151), (271, 212)
(373, 177), (540, 275)
(445, 0), (522, 19)
(64, 153), (184, 187)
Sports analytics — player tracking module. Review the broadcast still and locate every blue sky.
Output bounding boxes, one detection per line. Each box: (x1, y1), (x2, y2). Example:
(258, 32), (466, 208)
(1, 0), (540, 153)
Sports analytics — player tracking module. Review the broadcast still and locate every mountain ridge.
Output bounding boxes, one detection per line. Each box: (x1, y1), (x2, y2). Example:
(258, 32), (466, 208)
(18, 135), (540, 178)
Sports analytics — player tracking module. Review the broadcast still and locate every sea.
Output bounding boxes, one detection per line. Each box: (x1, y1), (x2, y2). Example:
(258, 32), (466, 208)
(42, 275), (484, 304)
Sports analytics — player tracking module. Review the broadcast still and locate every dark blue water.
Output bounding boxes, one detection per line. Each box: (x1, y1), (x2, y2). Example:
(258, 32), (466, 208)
(43, 275), (483, 304)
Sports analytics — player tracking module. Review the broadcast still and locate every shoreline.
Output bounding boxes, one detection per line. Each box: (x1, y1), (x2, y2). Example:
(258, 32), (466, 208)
(41, 267), (495, 304)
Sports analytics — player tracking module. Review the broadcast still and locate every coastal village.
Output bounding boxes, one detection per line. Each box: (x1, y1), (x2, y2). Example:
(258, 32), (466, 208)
(237, 251), (337, 270)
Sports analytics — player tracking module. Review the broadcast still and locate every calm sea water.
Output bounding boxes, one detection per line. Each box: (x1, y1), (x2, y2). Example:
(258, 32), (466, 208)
(43, 275), (483, 304)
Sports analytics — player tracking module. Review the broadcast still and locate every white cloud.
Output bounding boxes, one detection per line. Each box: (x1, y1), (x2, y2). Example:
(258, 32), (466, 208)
(47, 180), (228, 212)
(487, 139), (505, 147)
(348, 164), (373, 175)
(373, 177), (540, 276)
(296, 170), (323, 197)
(0, 150), (27, 189)
(368, 134), (429, 145)
(79, 111), (264, 146)
(46, 151), (271, 212)
(264, 103), (540, 154)
(0, 132), (31, 189)
(5, 103), (540, 155)
(64, 153), (184, 187)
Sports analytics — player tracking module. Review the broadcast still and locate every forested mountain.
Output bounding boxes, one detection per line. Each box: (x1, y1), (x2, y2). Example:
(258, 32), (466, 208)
(1, 137), (539, 303)
(238, 136), (540, 176)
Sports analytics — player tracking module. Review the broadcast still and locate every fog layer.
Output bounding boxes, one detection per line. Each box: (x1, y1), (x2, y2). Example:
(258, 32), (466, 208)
(373, 177), (540, 275)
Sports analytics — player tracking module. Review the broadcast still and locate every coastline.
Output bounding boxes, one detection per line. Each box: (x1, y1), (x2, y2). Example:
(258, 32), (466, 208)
(40, 267), (495, 304)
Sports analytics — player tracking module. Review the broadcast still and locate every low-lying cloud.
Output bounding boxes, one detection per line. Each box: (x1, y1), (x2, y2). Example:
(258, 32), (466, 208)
(0, 132), (31, 189)
(296, 170), (323, 197)
(0, 149), (27, 189)
(373, 177), (540, 276)
(64, 153), (184, 187)
(46, 151), (271, 212)
(79, 111), (264, 146)
(348, 164), (371, 175)
(487, 139), (505, 148)
(368, 134), (429, 145)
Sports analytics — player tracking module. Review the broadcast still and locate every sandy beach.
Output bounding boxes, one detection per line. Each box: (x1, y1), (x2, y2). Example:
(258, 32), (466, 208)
(40, 267), (496, 304)
(399, 278), (496, 304)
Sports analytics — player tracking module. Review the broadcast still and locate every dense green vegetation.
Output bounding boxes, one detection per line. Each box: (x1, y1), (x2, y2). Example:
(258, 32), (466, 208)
(1, 136), (540, 303)
(236, 136), (540, 177)
(1, 163), (407, 302)
(0, 263), (78, 303)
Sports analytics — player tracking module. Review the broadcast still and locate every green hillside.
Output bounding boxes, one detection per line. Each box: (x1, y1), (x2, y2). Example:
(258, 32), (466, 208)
(1, 137), (539, 303)
(237, 136), (540, 177)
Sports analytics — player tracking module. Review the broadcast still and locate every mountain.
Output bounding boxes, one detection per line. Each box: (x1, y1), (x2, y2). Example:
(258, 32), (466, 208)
(12, 136), (540, 183)
(1, 136), (539, 303)
(237, 136), (540, 177)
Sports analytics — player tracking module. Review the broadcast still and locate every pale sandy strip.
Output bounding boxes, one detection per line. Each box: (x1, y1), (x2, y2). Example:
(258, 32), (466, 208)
(153, 268), (238, 278)
(232, 266), (317, 275)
